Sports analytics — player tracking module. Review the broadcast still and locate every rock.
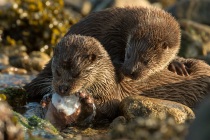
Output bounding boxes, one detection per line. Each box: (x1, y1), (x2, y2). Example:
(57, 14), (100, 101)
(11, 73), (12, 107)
(8, 51), (50, 72)
(0, 74), (35, 89)
(0, 87), (27, 108)
(186, 96), (210, 140)
(9, 52), (30, 70)
(1, 66), (27, 74)
(120, 95), (195, 124)
(148, 0), (177, 8)
(110, 116), (189, 140)
(167, 0), (210, 25)
(179, 31), (203, 58)
(112, 0), (151, 8)
(29, 51), (50, 71)
(0, 101), (24, 140)
(0, 54), (9, 65)
(14, 112), (62, 139)
(0, 45), (27, 57)
(179, 20), (210, 58)
(64, 0), (92, 16)
(198, 54), (210, 65)
(110, 116), (127, 129)
(0, 54), (9, 72)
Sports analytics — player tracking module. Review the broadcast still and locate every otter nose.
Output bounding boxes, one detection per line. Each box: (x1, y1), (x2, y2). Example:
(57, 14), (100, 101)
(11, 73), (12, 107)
(58, 85), (69, 94)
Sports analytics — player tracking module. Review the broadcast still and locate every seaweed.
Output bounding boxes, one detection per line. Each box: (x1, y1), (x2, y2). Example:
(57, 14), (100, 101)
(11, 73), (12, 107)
(0, 0), (80, 55)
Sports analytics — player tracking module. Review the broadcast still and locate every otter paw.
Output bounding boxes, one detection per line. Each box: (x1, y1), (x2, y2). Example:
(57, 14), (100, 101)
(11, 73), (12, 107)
(41, 93), (52, 108)
(77, 91), (96, 126)
(168, 61), (189, 76)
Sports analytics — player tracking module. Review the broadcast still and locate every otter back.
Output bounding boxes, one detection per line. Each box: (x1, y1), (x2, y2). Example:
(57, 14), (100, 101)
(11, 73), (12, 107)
(66, 7), (181, 80)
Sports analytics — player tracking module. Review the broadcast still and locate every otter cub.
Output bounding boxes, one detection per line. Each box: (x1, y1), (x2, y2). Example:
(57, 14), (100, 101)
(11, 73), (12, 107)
(25, 35), (210, 128)
(66, 7), (181, 80)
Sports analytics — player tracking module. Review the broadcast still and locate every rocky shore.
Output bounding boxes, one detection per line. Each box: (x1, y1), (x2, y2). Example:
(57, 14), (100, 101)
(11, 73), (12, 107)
(0, 0), (210, 139)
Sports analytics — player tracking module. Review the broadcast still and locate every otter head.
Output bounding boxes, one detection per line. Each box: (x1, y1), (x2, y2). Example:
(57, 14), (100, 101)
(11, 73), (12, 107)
(51, 35), (111, 96)
(122, 15), (181, 80)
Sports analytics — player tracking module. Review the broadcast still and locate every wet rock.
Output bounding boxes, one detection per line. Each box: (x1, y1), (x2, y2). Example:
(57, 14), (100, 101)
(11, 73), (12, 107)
(179, 20), (210, 58)
(0, 101), (24, 140)
(0, 74), (35, 89)
(120, 95), (195, 124)
(186, 96), (210, 140)
(168, 0), (210, 25)
(1, 66), (27, 75)
(14, 112), (62, 139)
(110, 115), (189, 140)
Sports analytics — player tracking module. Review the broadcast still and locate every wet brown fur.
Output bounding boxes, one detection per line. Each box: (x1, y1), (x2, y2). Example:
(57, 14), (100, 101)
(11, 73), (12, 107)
(66, 7), (181, 80)
(25, 35), (210, 121)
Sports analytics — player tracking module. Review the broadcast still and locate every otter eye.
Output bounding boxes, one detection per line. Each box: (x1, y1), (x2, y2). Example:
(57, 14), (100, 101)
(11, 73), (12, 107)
(143, 60), (149, 65)
(55, 69), (61, 76)
(83, 54), (97, 62)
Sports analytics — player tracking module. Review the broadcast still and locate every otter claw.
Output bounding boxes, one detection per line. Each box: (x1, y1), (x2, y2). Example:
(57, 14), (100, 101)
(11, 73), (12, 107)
(41, 93), (52, 108)
(168, 61), (190, 76)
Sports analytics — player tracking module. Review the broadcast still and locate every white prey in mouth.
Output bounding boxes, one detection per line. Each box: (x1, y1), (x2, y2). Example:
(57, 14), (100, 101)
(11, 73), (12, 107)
(52, 93), (80, 116)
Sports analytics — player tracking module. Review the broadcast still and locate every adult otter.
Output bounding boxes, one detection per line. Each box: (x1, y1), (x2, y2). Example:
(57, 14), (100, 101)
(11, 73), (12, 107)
(66, 7), (181, 80)
(25, 35), (210, 128)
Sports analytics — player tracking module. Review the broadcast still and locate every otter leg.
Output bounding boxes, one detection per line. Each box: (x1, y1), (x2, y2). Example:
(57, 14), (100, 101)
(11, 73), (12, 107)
(168, 57), (190, 76)
(40, 93), (52, 108)
(76, 91), (96, 127)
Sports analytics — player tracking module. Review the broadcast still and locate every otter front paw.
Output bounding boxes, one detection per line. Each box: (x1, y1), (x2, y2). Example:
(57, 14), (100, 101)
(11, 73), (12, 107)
(77, 91), (96, 125)
(40, 93), (52, 108)
(168, 61), (189, 76)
